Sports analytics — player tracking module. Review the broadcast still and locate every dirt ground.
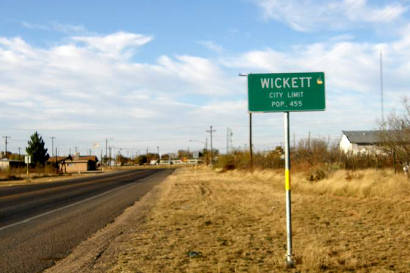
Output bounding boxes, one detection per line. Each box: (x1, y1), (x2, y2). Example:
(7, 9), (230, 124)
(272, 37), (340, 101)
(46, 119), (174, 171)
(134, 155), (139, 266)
(46, 167), (410, 273)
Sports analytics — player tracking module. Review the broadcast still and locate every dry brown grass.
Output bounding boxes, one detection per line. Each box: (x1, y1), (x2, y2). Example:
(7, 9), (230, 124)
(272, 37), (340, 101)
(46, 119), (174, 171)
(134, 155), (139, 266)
(108, 167), (410, 273)
(0, 166), (57, 181)
(254, 168), (410, 199)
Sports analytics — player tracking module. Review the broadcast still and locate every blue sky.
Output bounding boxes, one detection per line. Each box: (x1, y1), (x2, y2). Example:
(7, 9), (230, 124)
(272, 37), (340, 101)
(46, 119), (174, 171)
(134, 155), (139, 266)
(1, 0), (409, 156)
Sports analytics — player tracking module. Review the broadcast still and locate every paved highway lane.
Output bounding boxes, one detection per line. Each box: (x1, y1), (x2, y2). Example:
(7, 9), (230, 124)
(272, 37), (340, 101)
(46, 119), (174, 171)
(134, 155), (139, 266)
(0, 168), (173, 273)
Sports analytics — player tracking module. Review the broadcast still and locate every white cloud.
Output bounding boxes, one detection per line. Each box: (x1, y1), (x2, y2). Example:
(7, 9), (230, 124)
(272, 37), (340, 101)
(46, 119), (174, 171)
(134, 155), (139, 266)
(197, 40), (224, 53)
(21, 21), (50, 31)
(255, 0), (407, 31)
(222, 41), (386, 94)
(0, 32), (242, 154)
(155, 55), (238, 95)
(52, 23), (87, 33)
(72, 32), (153, 58)
(21, 21), (87, 34)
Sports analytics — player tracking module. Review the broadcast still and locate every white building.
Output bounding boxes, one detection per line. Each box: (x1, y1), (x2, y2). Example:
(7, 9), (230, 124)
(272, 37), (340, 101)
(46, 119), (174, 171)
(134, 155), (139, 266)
(0, 159), (10, 170)
(339, 130), (385, 154)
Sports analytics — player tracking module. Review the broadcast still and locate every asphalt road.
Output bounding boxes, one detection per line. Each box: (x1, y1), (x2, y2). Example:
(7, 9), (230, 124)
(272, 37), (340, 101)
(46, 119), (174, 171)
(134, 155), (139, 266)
(0, 168), (172, 273)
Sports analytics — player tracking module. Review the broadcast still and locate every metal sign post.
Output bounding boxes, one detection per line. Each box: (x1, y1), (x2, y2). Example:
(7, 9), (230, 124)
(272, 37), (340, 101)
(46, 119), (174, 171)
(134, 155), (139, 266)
(284, 111), (294, 266)
(25, 155), (31, 180)
(245, 72), (325, 267)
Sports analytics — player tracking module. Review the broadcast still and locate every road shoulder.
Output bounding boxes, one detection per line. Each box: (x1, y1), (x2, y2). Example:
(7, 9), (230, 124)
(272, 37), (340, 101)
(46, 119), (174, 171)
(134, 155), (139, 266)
(43, 169), (172, 273)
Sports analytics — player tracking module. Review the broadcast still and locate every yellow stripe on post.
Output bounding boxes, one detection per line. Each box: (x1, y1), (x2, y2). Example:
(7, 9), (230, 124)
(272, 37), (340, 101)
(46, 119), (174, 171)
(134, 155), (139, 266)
(285, 169), (291, 191)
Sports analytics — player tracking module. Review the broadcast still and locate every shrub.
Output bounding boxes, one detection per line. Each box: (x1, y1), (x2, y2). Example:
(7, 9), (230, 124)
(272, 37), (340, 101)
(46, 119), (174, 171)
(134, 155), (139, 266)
(216, 137), (396, 172)
(306, 167), (327, 182)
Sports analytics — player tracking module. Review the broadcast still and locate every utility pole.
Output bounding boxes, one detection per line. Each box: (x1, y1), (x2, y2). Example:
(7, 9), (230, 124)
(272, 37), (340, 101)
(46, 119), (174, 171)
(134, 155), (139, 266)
(109, 146), (112, 167)
(206, 126), (216, 166)
(18, 147), (21, 160)
(50, 136), (56, 157)
(238, 73), (253, 169)
(205, 137), (208, 165)
(55, 147), (58, 173)
(105, 138), (108, 165)
(2, 136), (10, 158)
(226, 128), (233, 154)
(117, 148), (122, 166)
(226, 128), (229, 154)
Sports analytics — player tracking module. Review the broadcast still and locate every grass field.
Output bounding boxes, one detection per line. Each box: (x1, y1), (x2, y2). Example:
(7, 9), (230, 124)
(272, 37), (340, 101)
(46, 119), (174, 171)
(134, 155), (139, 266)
(108, 167), (409, 273)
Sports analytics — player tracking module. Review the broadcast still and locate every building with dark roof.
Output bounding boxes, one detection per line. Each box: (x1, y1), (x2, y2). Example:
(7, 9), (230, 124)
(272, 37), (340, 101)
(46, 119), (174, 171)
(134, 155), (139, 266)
(339, 130), (409, 154)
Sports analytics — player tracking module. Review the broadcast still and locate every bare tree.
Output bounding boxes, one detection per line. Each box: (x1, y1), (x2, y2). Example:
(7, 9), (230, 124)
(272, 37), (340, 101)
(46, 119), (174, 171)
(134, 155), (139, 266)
(379, 97), (410, 172)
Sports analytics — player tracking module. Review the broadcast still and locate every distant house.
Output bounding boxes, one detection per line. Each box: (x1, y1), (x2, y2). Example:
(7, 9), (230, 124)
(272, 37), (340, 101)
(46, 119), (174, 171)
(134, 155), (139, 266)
(0, 159), (9, 170)
(0, 159), (25, 170)
(159, 160), (171, 165)
(171, 159), (184, 165)
(48, 154), (98, 173)
(65, 155), (98, 173)
(339, 130), (410, 154)
(339, 130), (386, 154)
(186, 159), (201, 165)
(150, 159), (159, 165)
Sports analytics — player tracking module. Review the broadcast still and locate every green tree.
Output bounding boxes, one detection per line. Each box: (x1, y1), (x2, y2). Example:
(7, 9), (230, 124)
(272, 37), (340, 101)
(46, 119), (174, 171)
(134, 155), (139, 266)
(116, 154), (130, 166)
(135, 155), (148, 165)
(26, 131), (49, 166)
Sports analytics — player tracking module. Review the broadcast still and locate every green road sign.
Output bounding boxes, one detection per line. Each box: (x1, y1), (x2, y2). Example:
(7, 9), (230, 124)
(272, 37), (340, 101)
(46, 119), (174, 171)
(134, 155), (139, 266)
(248, 72), (325, 112)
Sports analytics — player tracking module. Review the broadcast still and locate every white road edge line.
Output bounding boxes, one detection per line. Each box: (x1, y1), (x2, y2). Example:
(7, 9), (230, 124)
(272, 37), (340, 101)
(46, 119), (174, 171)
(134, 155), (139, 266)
(0, 179), (143, 232)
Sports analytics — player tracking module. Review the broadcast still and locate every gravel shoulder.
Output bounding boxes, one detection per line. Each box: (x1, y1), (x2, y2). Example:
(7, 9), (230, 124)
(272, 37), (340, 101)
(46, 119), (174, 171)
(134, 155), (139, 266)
(43, 169), (172, 273)
(0, 168), (122, 187)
